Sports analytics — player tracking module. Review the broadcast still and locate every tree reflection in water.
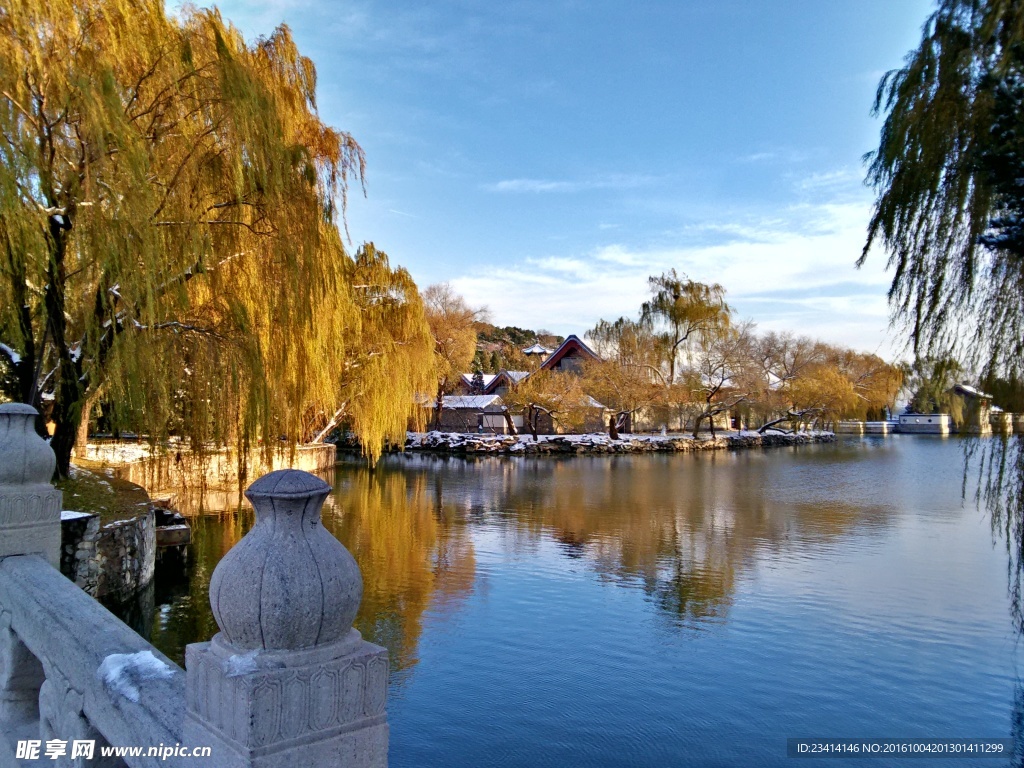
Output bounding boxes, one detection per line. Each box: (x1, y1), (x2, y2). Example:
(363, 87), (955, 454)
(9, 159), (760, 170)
(152, 451), (897, 663)
(326, 467), (477, 684)
(140, 467), (480, 681)
(146, 510), (252, 665)
(344, 452), (894, 632)
(968, 436), (1024, 634)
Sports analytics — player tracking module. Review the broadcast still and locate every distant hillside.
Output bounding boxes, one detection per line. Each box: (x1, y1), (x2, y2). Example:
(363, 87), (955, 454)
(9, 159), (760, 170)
(471, 324), (564, 373)
(475, 324), (563, 349)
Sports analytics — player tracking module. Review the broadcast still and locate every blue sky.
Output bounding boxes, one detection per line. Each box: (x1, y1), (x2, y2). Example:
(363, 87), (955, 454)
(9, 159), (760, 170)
(191, 0), (936, 358)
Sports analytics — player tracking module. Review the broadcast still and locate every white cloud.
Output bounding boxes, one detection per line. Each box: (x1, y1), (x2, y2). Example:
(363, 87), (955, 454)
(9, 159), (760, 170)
(483, 174), (655, 194)
(795, 167), (863, 193)
(449, 200), (903, 357)
(487, 179), (579, 193)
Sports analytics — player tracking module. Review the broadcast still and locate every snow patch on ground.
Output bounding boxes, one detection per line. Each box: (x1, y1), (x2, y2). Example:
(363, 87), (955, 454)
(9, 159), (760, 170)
(97, 650), (174, 703)
(60, 510), (94, 521)
(84, 443), (153, 463)
(405, 430), (835, 455)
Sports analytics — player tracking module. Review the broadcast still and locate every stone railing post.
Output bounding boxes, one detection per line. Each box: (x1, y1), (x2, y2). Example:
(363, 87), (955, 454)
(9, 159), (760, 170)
(0, 404), (61, 566)
(0, 403), (61, 724)
(184, 470), (388, 768)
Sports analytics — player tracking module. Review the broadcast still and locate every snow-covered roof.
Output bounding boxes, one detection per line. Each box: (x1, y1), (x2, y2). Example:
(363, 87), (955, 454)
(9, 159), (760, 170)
(540, 334), (600, 370)
(61, 510), (95, 521)
(483, 370), (532, 394)
(436, 395), (503, 410)
(954, 383), (993, 399)
(522, 343), (554, 355)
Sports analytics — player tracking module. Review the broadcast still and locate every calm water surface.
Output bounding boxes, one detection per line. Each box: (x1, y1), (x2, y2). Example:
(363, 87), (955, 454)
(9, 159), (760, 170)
(141, 437), (1023, 767)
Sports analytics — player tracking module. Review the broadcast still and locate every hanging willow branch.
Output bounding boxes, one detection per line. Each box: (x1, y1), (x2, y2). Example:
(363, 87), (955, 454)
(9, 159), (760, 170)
(862, 0), (1024, 378)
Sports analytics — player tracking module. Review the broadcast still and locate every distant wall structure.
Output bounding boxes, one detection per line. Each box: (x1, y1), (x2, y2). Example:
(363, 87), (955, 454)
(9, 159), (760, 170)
(837, 421), (897, 435)
(427, 395), (508, 433)
(897, 414), (951, 434)
(953, 383), (993, 435)
(991, 411), (1014, 434)
(85, 442), (336, 496)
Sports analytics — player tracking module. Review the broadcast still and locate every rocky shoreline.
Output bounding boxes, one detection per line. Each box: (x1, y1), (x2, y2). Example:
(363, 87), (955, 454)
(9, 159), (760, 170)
(399, 430), (835, 456)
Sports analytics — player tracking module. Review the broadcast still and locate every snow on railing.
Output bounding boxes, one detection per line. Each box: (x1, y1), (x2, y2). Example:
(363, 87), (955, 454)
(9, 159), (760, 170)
(0, 404), (388, 768)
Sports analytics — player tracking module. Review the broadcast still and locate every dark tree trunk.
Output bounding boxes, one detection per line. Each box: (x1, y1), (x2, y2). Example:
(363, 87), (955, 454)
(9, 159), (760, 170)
(45, 219), (81, 479)
(526, 405), (539, 440)
(433, 384), (445, 431)
(608, 414), (619, 440)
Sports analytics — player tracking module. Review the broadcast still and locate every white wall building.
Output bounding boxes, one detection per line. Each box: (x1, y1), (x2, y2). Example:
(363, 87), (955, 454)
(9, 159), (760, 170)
(898, 413), (951, 434)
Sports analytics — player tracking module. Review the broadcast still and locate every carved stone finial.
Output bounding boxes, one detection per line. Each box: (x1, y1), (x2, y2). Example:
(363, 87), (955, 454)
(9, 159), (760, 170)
(0, 404), (61, 566)
(188, 469), (388, 765)
(208, 469), (363, 651)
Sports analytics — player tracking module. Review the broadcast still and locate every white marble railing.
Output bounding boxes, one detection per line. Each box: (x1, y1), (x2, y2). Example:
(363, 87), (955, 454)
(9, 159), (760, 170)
(0, 404), (388, 768)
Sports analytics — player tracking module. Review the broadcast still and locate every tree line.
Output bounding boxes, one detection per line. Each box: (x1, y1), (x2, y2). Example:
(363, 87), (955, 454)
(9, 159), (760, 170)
(422, 272), (904, 439)
(556, 272), (900, 437)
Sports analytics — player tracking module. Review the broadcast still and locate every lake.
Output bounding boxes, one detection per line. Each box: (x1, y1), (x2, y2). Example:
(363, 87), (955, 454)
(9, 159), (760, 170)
(135, 436), (1024, 767)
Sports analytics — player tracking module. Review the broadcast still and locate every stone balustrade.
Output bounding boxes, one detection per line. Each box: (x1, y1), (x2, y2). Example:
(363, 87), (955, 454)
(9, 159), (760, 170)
(0, 404), (388, 768)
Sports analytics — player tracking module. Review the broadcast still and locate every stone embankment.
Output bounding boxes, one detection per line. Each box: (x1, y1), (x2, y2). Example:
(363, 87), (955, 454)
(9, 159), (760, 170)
(60, 507), (156, 602)
(404, 430), (834, 456)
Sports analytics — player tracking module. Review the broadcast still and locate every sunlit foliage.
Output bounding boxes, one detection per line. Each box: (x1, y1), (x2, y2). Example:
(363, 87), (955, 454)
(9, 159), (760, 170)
(640, 270), (730, 385)
(499, 369), (593, 438)
(423, 283), (482, 428)
(586, 274), (902, 433)
(0, 0), (432, 472)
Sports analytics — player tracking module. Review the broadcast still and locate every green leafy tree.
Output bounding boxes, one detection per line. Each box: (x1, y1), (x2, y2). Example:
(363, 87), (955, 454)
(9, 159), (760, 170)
(980, 374), (1024, 412)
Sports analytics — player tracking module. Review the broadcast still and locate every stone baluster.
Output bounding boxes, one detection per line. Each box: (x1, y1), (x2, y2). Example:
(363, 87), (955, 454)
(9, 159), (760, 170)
(185, 470), (389, 768)
(0, 403), (61, 725)
(0, 404), (62, 566)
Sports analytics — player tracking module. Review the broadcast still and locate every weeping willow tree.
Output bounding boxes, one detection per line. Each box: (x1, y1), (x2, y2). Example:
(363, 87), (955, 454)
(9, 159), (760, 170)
(0, 0), (433, 475)
(862, 0), (1024, 377)
(640, 270), (730, 385)
(316, 243), (436, 464)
